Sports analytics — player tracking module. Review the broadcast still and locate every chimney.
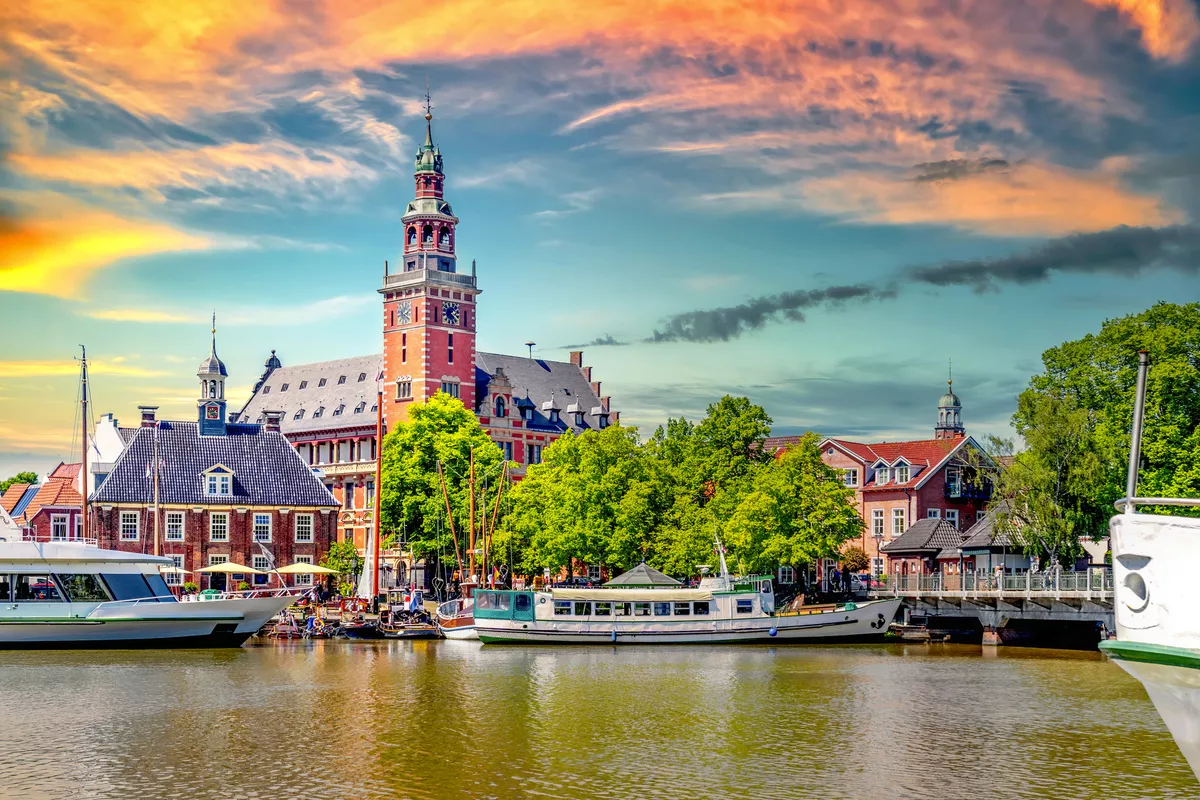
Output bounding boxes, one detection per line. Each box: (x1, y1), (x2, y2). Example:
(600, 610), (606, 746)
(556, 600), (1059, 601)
(569, 350), (583, 367)
(137, 406), (158, 428)
(601, 395), (611, 411)
(263, 411), (283, 433)
(582, 366), (592, 381)
(591, 381), (601, 397)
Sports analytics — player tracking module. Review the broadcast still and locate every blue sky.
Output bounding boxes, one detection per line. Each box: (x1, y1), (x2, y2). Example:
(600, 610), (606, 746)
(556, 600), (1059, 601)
(2, 0), (1199, 477)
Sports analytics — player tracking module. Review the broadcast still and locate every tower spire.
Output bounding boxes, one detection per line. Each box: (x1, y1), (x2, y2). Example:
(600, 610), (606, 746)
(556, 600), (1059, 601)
(211, 310), (218, 356)
(424, 76), (434, 147)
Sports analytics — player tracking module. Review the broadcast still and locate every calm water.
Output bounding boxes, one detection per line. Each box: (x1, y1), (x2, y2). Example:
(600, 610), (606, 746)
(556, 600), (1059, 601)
(0, 642), (1193, 800)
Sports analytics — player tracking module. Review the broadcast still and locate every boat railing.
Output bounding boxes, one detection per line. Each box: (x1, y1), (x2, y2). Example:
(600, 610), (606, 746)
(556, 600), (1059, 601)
(1114, 497), (1200, 512)
(179, 587), (311, 603)
(21, 531), (99, 547)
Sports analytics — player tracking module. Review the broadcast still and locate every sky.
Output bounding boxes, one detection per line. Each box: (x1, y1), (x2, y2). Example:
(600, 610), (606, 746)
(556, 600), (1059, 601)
(2, 0), (1200, 478)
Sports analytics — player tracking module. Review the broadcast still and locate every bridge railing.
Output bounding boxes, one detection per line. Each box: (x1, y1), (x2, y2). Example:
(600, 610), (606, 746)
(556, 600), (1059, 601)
(882, 569), (1112, 599)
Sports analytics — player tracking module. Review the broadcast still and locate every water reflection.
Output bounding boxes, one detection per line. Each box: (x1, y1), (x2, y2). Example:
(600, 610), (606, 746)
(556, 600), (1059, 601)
(0, 643), (1192, 799)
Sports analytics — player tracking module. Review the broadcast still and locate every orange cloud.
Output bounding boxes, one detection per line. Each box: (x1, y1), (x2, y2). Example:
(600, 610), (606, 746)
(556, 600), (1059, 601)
(0, 200), (209, 298)
(1084, 0), (1200, 61)
(793, 162), (1184, 236)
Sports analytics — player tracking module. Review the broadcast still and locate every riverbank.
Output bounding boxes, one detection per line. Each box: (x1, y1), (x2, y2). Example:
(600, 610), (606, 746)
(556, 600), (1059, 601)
(0, 642), (1192, 799)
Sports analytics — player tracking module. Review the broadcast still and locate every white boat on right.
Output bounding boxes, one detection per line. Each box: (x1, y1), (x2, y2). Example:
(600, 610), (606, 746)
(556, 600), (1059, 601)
(1100, 350), (1200, 780)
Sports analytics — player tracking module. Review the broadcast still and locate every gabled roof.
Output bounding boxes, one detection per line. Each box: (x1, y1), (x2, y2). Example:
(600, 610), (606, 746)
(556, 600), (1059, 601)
(1, 483), (32, 515)
(10, 485), (38, 519)
(961, 502), (1023, 550)
(92, 421), (338, 508)
(238, 354), (384, 435)
(20, 479), (83, 522)
(881, 518), (965, 554)
(818, 435), (988, 491)
(475, 352), (608, 432)
(605, 562), (681, 587)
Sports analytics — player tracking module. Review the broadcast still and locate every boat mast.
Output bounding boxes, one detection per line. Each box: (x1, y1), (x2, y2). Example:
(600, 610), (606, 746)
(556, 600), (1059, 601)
(1124, 350), (1151, 514)
(468, 447), (476, 579)
(437, 461), (463, 573)
(373, 388), (383, 599)
(79, 345), (89, 544)
(486, 464), (506, 586)
(152, 420), (160, 556)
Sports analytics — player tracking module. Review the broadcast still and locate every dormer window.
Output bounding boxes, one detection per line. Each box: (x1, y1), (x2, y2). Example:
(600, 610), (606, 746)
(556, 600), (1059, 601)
(598, 414), (609, 429)
(281, 383), (289, 392)
(313, 406), (324, 418)
(495, 397), (507, 418)
(550, 410), (560, 424)
(895, 465), (910, 483)
(262, 386), (271, 395)
(203, 466), (234, 496)
(318, 378), (327, 388)
(333, 404), (345, 416)
(294, 409), (305, 420)
(354, 402), (366, 413)
(299, 381), (308, 390)
(875, 465), (889, 485)
(521, 407), (534, 421)
(337, 375), (347, 385)
(574, 412), (585, 426)
(358, 373), (367, 382)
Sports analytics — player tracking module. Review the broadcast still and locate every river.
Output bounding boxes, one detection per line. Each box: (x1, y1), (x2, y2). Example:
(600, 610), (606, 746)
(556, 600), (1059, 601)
(0, 642), (1192, 800)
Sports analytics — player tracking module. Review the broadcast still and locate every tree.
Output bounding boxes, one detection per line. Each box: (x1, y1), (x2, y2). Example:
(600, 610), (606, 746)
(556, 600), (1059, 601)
(0, 472), (37, 493)
(723, 433), (863, 573)
(378, 393), (504, 566)
(840, 545), (869, 573)
(321, 540), (364, 596)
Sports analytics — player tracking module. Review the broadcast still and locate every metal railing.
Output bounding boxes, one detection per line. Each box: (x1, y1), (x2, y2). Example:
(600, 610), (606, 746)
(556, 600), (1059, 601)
(881, 569), (1113, 599)
(22, 531), (99, 547)
(179, 586), (311, 603)
(382, 268), (475, 291)
(1114, 497), (1200, 512)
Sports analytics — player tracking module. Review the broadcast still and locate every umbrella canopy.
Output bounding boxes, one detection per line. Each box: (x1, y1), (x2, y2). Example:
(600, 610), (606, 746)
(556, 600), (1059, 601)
(159, 566), (191, 575)
(276, 563), (338, 575)
(196, 562), (263, 575)
(604, 562), (682, 587)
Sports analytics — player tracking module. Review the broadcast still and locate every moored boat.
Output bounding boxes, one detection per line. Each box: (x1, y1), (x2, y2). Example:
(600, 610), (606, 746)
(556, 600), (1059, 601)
(0, 540), (294, 648)
(1099, 350), (1200, 779)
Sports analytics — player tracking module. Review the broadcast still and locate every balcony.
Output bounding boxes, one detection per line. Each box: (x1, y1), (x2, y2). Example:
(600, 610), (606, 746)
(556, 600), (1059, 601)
(945, 482), (993, 501)
(382, 268), (475, 292)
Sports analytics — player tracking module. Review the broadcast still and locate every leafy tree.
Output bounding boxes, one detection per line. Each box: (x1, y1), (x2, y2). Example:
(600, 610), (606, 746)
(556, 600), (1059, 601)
(321, 540), (365, 596)
(379, 393), (504, 565)
(0, 472), (37, 493)
(723, 433), (862, 573)
(840, 545), (869, 573)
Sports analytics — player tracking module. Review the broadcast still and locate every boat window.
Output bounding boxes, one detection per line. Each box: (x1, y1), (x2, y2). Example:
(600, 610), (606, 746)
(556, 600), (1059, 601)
(55, 574), (111, 602)
(553, 601), (572, 616)
(693, 601), (710, 615)
(736, 599), (754, 614)
(0, 576), (9, 603)
(514, 593), (532, 613)
(634, 602), (652, 617)
(573, 601), (590, 616)
(101, 574), (164, 602)
(14, 575), (62, 602)
(673, 602), (691, 616)
(653, 602), (671, 617)
(476, 592), (512, 612)
(614, 602), (632, 617)
(144, 573), (176, 602)
(594, 602), (612, 616)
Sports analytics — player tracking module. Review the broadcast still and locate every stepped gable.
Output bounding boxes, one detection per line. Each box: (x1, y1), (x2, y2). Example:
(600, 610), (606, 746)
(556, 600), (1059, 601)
(238, 354), (384, 435)
(92, 421), (338, 508)
(476, 352), (609, 431)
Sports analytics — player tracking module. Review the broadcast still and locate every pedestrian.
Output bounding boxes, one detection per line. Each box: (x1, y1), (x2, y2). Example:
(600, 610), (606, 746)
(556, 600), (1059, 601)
(843, 566), (852, 594)
(830, 566), (840, 594)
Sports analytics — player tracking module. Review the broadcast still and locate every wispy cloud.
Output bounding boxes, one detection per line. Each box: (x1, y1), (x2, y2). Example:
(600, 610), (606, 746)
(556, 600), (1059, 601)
(81, 294), (376, 327)
(532, 189), (601, 220)
(560, 334), (629, 348)
(0, 360), (169, 378)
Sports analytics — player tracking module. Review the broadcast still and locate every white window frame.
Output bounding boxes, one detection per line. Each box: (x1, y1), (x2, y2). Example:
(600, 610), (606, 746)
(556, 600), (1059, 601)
(586, 564), (602, 581)
(253, 513), (272, 543)
(51, 513), (69, 541)
(872, 509), (885, 537)
(209, 512), (229, 542)
(120, 511), (139, 541)
(295, 513), (314, 543)
(977, 510), (987, 522)
(208, 554), (228, 567)
(875, 465), (889, 485)
(165, 555), (185, 586)
(945, 509), (959, 529)
(252, 554), (271, 585)
(927, 509), (941, 519)
(165, 511), (185, 541)
(871, 557), (885, 578)
(842, 469), (858, 487)
(293, 555), (314, 586)
(892, 508), (906, 536)
(778, 565), (795, 585)
(895, 465), (910, 484)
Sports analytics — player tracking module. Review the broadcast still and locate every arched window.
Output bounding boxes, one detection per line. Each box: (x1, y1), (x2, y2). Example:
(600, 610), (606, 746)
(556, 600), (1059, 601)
(407, 227), (417, 245)
(495, 397), (506, 418)
(439, 227), (450, 246)
(209, 380), (217, 398)
(423, 224), (433, 243)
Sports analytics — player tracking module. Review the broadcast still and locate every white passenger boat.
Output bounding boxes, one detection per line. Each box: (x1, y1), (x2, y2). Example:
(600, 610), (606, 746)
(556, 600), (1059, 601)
(474, 553), (901, 645)
(1100, 350), (1200, 780)
(0, 540), (295, 648)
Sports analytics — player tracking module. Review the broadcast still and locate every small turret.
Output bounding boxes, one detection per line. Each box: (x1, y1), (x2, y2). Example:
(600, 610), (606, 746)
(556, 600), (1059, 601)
(934, 361), (964, 440)
(198, 313), (228, 436)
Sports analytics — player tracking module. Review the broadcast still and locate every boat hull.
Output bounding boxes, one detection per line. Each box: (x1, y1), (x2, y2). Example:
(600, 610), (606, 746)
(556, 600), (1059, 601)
(440, 624), (479, 640)
(478, 598), (901, 645)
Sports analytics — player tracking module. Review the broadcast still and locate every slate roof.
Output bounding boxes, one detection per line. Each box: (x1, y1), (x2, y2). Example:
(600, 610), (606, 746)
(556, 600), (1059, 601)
(237, 350), (611, 438)
(476, 352), (610, 432)
(92, 421), (338, 508)
(237, 354), (384, 435)
(881, 518), (965, 554)
(960, 503), (1023, 550)
(118, 427), (138, 445)
(605, 562), (682, 587)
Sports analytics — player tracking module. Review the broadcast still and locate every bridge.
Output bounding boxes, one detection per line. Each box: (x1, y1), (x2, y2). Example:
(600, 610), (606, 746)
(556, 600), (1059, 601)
(871, 569), (1114, 645)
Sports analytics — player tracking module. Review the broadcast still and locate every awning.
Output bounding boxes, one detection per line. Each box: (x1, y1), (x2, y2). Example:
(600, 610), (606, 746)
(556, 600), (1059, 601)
(551, 588), (713, 602)
(196, 562), (263, 575)
(276, 563), (338, 575)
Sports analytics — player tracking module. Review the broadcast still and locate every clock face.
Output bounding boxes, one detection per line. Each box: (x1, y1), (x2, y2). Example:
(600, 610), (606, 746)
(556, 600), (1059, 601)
(206, 404), (220, 420)
(397, 300), (412, 325)
(443, 302), (461, 326)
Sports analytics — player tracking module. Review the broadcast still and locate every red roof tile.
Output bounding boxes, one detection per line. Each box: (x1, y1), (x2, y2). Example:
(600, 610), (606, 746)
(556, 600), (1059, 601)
(823, 436), (971, 490)
(0, 484), (30, 514)
(19, 479), (82, 524)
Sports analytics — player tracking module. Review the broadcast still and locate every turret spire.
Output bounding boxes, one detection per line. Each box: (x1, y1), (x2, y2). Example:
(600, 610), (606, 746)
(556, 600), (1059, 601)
(424, 77), (434, 148)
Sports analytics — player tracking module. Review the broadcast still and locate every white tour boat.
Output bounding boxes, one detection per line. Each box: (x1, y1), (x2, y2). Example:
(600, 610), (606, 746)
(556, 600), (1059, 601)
(0, 539), (295, 649)
(474, 552), (901, 645)
(1100, 350), (1200, 780)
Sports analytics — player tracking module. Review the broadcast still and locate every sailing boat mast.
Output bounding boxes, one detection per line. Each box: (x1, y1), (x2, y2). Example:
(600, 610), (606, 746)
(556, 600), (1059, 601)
(437, 461), (463, 572)
(468, 447), (476, 579)
(152, 422), (160, 556)
(372, 388), (383, 600)
(79, 346), (89, 544)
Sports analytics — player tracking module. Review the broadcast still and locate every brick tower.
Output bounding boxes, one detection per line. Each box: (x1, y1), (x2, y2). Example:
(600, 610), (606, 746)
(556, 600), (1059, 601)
(380, 92), (479, 425)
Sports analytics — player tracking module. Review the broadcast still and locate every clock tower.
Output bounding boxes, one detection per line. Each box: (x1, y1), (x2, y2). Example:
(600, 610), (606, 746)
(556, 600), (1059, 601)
(380, 94), (479, 425)
(197, 314), (228, 436)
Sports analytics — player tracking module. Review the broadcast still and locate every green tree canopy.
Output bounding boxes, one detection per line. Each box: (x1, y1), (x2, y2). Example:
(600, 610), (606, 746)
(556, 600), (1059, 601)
(0, 472), (37, 493)
(379, 393), (504, 564)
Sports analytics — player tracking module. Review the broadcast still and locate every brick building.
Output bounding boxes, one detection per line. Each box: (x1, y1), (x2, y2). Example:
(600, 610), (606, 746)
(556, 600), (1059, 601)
(766, 378), (994, 580)
(89, 334), (340, 591)
(0, 462), (85, 543)
(236, 99), (617, 551)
